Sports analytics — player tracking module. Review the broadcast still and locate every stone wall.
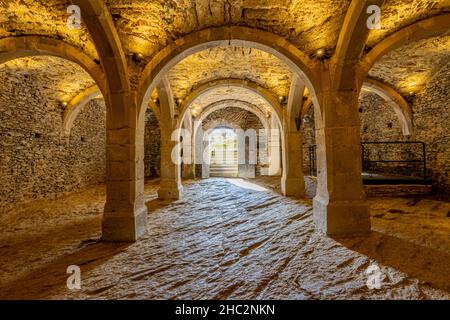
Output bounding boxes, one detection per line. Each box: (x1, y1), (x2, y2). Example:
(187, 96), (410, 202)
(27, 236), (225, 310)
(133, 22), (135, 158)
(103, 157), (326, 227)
(359, 67), (450, 193)
(301, 64), (450, 194)
(301, 106), (316, 174)
(202, 107), (264, 131)
(358, 93), (416, 177)
(144, 109), (161, 178)
(0, 65), (107, 207)
(410, 64), (450, 193)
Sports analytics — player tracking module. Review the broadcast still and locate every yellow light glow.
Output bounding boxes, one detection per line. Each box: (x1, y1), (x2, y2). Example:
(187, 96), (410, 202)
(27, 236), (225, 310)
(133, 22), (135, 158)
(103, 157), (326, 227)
(226, 178), (268, 192)
(398, 74), (428, 94)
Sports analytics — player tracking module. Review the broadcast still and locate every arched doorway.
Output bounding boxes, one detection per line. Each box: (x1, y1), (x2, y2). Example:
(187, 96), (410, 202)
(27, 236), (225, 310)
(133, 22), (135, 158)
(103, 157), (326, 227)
(208, 127), (238, 178)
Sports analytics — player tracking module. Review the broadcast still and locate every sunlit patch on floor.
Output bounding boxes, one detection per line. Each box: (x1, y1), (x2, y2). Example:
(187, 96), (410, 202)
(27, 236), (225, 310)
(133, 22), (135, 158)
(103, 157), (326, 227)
(225, 178), (269, 192)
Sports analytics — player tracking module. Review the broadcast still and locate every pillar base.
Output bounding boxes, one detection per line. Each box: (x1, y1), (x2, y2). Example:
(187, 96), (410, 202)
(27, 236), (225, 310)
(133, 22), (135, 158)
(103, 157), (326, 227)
(281, 176), (305, 197)
(182, 164), (194, 179)
(158, 185), (183, 200)
(195, 164), (202, 178)
(268, 168), (282, 176)
(238, 164), (256, 179)
(102, 206), (148, 242)
(313, 196), (371, 237)
(201, 164), (210, 179)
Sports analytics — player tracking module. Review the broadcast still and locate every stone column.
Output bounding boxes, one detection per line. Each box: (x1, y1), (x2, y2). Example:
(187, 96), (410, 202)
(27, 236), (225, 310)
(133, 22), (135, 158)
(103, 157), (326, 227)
(238, 137), (256, 178)
(281, 74), (305, 196)
(237, 128), (256, 179)
(158, 124), (183, 200)
(156, 78), (183, 200)
(102, 92), (147, 242)
(181, 112), (194, 179)
(313, 83), (370, 236)
(181, 132), (194, 179)
(182, 164), (193, 179)
(281, 130), (305, 196)
(201, 139), (210, 179)
(268, 120), (282, 176)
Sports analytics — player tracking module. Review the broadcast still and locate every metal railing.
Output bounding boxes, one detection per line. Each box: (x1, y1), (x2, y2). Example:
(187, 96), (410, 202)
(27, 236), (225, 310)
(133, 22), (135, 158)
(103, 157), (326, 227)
(308, 141), (428, 180)
(361, 141), (427, 179)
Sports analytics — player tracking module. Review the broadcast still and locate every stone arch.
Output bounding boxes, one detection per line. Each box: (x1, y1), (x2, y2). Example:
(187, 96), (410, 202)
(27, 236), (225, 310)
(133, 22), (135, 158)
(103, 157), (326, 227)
(192, 100), (274, 179)
(137, 26), (320, 198)
(204, 121), (245, 133)
(178, 79), (284, 181)
(0, 36), (112, 138)
(359, 14), (450, 79)
(137, 26), (321, 125)
(179, 81), (283, 168)
(332, 0), (384, 91)
(62, 85), (163, 136)
(193, 100), (270, 137)
(301, 78), (413, 136)
(178, 78), (283, 129)
(0, 36), (106, 95)
(63, 85), (103, 135)
(361, 78), (413, 136)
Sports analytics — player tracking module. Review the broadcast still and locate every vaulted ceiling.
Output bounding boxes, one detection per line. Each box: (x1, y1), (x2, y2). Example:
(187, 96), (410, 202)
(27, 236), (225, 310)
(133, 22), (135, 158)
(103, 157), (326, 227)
(0, 0), (97, 59)
(105, 0), (352, 57)
(188, 86), (273, 118)
(0, 56), (95, 103)
(0, 0), (449, 114)
(167, 46), (292, 99)
(369, 35), (450, 95)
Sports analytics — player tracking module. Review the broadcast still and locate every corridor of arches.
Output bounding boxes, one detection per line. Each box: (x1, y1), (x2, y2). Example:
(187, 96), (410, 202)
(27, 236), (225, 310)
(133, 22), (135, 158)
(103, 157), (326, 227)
(0, 0), (449, 299)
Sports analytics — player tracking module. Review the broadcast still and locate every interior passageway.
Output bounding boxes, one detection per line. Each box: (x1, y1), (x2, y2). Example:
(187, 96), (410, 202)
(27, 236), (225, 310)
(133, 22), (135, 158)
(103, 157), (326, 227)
(209, 128), (238, 177)
(0, 0), (449, 301)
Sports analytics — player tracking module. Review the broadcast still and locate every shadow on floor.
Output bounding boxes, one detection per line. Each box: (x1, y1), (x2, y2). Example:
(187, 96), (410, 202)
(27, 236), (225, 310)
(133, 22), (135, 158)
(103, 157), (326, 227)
(0, 239), (130, 299)
(335, 231), (450, 292)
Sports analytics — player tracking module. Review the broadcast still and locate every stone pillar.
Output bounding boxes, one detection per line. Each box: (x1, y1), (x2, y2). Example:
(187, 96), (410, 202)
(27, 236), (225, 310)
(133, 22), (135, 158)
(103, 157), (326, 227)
(102, 92), (147, 242)
(268, 122), (282, 176)
(181, 129), (194, 179)
(313, 84), (370, 236)
(156, 78), (183, 200)
(238, 133), (255, 178)
(281, 73), (305, 196)
(182, 163), (193, 179)
(181, 112), (194, 179)
(201, 139), (210, 179)
(158, 126), (183, 200)
(281, 131), (305, 196)
(237, 128), (256, 179)
(192, 123), (208, 179)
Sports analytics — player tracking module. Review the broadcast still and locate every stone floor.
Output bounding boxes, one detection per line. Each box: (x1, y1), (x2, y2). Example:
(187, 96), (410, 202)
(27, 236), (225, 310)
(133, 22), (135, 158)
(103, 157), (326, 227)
(0, 177), (449, 300)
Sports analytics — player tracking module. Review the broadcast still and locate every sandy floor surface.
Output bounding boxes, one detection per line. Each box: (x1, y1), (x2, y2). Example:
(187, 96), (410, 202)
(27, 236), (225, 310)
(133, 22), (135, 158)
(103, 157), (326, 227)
(0, 177), (449, 300)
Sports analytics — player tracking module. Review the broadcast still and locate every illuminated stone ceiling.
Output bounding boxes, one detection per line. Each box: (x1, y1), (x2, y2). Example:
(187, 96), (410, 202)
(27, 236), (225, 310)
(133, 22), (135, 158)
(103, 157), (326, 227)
(0, 0), (449, 110)
(187, 86), (273, 117)
(167, 46), (293, 100)
(106, 0), (352, 57)
(0, 56), (95, 103)
(369, 36), (450, 94)
(366, 0), (450, 47)
(0, 0), (97, 59)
